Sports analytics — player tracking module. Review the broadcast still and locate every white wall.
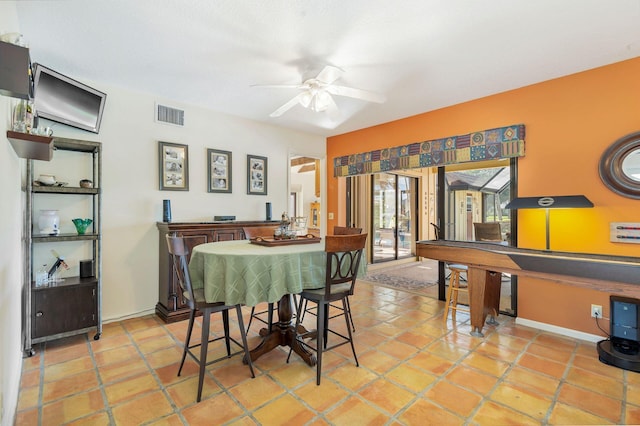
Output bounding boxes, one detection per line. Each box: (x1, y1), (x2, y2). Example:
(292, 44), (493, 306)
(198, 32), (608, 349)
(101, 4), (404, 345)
(0, 93), (24, 426)
(0, 4), (326, 421)
(0, 4), (25, 426)
(42, 83), (325, 321)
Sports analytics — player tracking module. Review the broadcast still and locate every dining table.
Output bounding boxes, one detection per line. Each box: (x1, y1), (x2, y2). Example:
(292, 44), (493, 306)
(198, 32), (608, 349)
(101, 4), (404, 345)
(188, 238), (331, 366)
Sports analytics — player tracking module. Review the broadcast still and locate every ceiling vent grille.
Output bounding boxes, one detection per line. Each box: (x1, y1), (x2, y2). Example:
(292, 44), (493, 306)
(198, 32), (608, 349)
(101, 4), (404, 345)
(155, 103), (185, 126)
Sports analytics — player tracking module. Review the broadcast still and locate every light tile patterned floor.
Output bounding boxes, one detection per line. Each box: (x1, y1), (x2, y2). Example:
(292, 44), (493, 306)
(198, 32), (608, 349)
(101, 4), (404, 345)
(15, 281), (640, 425)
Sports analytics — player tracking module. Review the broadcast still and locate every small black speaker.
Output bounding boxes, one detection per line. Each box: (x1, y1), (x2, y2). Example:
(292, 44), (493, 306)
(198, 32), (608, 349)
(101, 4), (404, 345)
(266, 202), (272, 220)
(80, 259), (94, 278)
(162, 199), (172, 222)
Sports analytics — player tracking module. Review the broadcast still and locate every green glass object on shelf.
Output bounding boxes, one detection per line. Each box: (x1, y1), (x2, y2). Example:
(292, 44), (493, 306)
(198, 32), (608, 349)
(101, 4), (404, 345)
(72, 218), (93, 235)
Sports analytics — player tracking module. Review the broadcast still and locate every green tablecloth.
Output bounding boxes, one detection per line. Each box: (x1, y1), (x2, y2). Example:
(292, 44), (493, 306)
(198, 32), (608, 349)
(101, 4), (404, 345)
(189, 240), (330, 306)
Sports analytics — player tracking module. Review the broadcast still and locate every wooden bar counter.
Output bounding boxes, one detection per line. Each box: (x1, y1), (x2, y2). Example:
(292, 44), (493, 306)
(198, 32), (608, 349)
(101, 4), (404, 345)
(416, 240), (640, 336)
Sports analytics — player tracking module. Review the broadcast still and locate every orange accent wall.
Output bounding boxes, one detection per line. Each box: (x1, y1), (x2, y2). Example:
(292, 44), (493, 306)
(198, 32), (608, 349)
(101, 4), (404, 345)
(327, 57), (640, 335)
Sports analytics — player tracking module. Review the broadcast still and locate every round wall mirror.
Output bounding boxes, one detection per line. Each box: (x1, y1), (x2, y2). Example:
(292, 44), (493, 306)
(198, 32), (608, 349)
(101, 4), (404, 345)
(599, 131), (640, 199)
(621, 148), (640, 182)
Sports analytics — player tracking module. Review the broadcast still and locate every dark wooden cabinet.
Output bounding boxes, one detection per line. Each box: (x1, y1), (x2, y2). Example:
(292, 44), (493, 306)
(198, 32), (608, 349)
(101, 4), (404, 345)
(156, 220), (279, 322)
(32, 279), (97, 338)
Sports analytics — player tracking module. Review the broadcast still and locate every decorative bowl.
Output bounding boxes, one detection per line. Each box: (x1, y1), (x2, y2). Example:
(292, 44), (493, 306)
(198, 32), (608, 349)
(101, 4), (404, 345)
(79, 179), (93, 188)
(72, 218), (93, 235)
(38, 174), (56, 185)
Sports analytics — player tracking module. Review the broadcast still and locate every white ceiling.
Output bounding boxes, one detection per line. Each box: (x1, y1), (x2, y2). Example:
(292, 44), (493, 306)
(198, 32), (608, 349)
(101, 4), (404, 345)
(14, 0), (640, 137)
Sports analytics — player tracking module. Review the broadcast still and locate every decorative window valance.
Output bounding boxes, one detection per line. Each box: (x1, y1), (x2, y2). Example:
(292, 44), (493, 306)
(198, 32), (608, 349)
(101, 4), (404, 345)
(333, 124), (525, 177)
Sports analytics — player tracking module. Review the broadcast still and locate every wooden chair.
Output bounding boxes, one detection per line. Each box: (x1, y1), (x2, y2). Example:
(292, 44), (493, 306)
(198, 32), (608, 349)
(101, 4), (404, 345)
(288, 233), (367, 385)
(320, 225), (362, 330)
(473, 222), (503, 241)
(473, 222), (510, 285)
(333, 225), (363, 235)
(166, 235), (254, 402)
(431, 222), (467, 283)
(442, 264), (469, 323)
(302, 224), (363, 331)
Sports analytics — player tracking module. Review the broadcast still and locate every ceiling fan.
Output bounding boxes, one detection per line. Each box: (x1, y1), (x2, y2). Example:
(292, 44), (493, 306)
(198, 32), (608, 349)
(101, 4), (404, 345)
(255, 66), (386, 117)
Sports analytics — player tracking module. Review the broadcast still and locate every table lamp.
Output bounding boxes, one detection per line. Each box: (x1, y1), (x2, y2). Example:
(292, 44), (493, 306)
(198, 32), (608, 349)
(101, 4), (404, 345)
(505, 195), (594, 250)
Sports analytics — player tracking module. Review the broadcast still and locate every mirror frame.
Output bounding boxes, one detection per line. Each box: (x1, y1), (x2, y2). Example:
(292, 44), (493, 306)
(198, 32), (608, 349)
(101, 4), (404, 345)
(599, 131), (640, 199)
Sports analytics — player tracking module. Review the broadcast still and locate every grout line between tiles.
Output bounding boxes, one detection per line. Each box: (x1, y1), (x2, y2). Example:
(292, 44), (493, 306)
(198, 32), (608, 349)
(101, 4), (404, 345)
(119, 320), (185, 425)
(460, 326), (543, 425)
(85, 330), (116, 425)
(37, 343), (44, 426)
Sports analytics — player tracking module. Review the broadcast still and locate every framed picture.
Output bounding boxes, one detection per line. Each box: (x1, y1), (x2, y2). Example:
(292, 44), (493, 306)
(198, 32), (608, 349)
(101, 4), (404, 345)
(247, 154), (267, 195)
(158, 141), (189, 191)
(207, 148), (232, 193)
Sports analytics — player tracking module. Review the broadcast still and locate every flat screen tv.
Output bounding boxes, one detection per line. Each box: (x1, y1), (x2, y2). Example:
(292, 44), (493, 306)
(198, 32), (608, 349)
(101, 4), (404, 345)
(32, 63), (106, 133)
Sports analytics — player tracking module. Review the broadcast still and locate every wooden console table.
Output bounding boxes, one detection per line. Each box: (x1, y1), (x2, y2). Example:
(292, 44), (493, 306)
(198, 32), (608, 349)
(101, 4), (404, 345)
(156, 220), (280, 323)
(416, 240), (640, 336)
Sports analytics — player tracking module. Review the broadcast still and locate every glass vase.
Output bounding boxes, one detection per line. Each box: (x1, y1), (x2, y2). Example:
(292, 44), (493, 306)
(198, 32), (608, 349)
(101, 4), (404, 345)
(12, 99), (34, 133)
(38, 210), (59, 235)
(72, 218), (93, 235)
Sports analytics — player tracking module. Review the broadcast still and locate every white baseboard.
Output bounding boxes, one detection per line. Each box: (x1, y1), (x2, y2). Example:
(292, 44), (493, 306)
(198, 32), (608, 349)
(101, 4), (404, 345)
(103, 308), (156, 324)
(515, 317), (607, 343)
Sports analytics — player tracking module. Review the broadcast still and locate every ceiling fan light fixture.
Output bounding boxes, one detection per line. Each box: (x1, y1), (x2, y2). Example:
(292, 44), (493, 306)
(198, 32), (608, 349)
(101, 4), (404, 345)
(261, 65), (385, 118)
(313, 91), (331, 112)
(299, 91), (312, 108)
(298, 89), (331, 112)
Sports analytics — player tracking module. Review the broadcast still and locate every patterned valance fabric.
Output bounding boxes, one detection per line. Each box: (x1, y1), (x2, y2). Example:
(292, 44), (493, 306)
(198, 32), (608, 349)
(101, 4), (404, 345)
(333, 124), (525, 177)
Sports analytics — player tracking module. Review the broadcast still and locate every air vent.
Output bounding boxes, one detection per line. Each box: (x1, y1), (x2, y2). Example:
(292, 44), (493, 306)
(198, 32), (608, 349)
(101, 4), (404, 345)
(155, 103), (185, 126)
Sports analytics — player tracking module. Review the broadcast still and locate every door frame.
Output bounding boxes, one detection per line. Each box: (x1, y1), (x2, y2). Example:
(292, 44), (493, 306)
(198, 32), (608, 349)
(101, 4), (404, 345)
(436, 159), (518, 316)
(370, 172), (418, 264)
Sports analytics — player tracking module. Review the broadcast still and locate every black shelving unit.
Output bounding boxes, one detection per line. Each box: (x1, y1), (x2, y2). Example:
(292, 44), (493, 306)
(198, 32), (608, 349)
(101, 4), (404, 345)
(23, 137), (102, 356)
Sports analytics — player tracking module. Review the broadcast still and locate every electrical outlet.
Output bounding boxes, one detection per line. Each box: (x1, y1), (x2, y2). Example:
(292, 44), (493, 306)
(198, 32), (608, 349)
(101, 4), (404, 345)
(328, 212), (334, 220)
(591, 304), (603, 318)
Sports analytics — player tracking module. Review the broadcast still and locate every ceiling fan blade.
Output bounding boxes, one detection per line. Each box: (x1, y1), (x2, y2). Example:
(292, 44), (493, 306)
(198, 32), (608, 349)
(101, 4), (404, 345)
(327, 85), (386, 103)
(316, 66), (343, 85)
(269, 93), (306, 117)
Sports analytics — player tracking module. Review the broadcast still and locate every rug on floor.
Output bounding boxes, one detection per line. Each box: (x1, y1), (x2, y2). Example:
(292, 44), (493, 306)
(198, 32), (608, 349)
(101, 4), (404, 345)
(362, 261), (437, 296)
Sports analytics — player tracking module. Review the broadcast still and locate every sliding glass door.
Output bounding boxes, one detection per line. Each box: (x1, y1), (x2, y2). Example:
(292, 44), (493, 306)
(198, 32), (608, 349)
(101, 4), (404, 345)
(372, 173), (417, 263)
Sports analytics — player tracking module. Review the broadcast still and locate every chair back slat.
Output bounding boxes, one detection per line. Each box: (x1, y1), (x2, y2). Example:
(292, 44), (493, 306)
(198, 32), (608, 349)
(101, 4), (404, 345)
(324, 234), (367, 297)
(329, 251), (360, 282)
(333, 226), (363, 235)
(473, 222), (503, 241)
(166, 234), (196, 309)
